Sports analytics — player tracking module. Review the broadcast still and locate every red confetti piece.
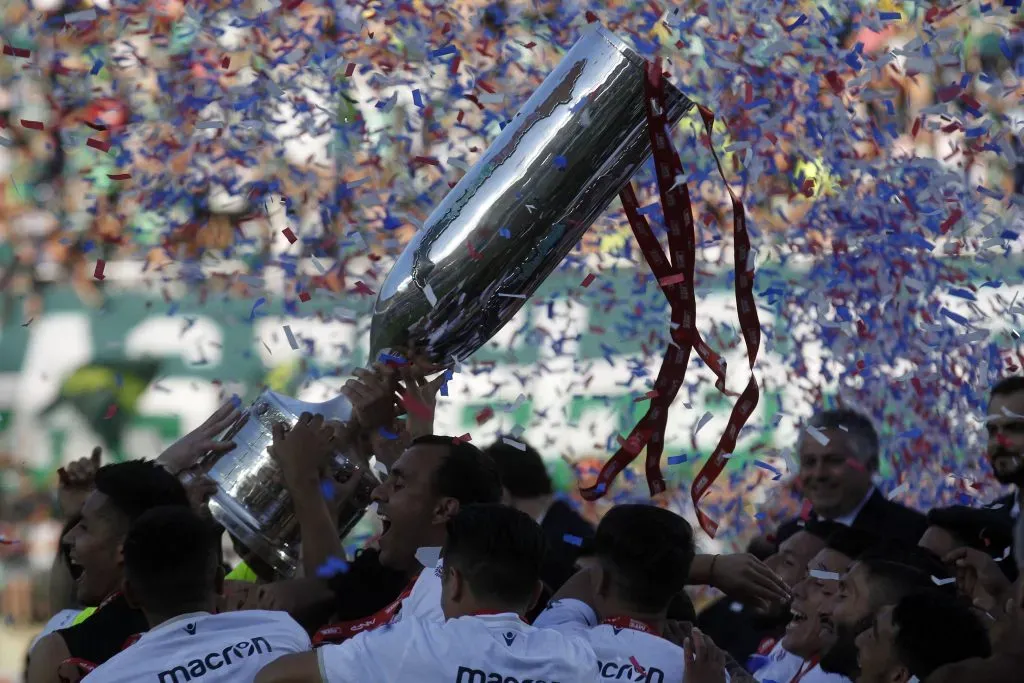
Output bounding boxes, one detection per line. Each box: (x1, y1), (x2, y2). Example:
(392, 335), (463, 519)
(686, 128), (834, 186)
(798, 499), (813, 521)
(658, 273), (686, 286)
(413, 156), (440, 167)
(107, 173), (131, 180)
(940, 208), (963, 234)
(221, 56), (230, 69)
(634, 390), (659, 402)
(20, 119), (44, 130)
(449, 55), (461, 76)
(352, 281), (376, 296)
(466, 242), (483, 261)
(399, 393), (432, 421)
(93, 259), (106, 280)
(86, 138), (110, 152)
(282, 228), (297, 244)
(824, 71), (844, 95)
(103, 404), (118, 419)
(345, 62), (356, 77)
(3, 45), (30, 58)
(475, 407), (494, 425)
(585, 11), (599, 23)
(580, 273), (596, 287)
(452, 433), (472, 444)
(298, 291), (311, 302)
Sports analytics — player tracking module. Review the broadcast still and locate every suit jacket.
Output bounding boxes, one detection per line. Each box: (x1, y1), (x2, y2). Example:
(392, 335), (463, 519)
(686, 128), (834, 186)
(774, 489), (927, 548)
(697, 597), (787, 664)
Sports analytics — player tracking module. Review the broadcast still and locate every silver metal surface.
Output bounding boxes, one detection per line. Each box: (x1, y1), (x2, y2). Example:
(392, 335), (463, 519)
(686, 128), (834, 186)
(201, 391), (376, 578)
(371, 24), (693, 362)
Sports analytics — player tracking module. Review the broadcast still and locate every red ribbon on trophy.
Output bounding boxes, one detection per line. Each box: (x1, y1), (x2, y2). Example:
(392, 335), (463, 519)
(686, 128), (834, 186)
(579, 58), (761, 538)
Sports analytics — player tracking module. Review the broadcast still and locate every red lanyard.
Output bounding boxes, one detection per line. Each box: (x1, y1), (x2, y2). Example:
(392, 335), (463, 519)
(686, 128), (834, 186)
(579, 57), (761, 538)
(791, 657), (821, 683)
(601, 615), (661, 636)
(313, 577), (417, 646)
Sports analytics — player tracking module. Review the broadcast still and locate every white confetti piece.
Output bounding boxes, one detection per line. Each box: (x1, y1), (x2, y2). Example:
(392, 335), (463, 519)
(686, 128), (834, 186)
(930, 575), (956, 586)
(502, 437), (526, 450)
(809, 569), (840, 581)
(196, 120), (225, 130)
(65, 9), (97, 22)
(283, 325), (299, 350)
(311, 257), (327, 274)
(479, 92), (505, 105)
(498, 293), (527, 299)
(805, 425), (830, 446)
(423, 284), (437, 306)
(694, 411), (713, 435)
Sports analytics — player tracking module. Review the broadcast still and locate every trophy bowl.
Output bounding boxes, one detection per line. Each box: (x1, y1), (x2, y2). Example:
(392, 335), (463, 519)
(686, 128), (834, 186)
(201, 391), (377, 579)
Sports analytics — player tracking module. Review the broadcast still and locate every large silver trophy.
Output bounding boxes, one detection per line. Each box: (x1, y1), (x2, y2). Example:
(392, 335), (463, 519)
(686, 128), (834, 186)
(202, 24), (692, 578)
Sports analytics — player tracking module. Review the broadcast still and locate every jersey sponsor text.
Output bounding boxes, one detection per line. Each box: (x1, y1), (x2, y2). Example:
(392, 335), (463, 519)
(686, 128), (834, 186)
(156, 637), (272, 682)
(455, 665), (559, 683)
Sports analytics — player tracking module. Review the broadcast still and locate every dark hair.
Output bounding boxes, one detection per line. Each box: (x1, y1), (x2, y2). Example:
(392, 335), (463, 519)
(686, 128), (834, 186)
(822, 524), (881, 562)
(123, 506), (219, 614)
(594, 504), (695, 612)
(991, 375), (1024, 398)
(483, 438), (552, 498)
(412, 435), (503, 506)
(806, 408), (879, 469)
(856, 544), (955, 607)
(94, 460), (189, 527)
(443, 503), (546, 607)
(926, 505), (1015, 575)
(891, 592), (991, 678)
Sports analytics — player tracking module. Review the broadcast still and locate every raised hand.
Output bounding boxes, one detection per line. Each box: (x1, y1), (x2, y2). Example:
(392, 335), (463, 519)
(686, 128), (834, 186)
(683, 628), (727, 683)
(397, 364), (449, 440)
(57, 447), (101, 518)
(341, 364), (400, 432)
(944, 546), (1012, 611)
(268, 413), (337, 490)
(708, 553), (791, 609)
(157, 400), (242, 475)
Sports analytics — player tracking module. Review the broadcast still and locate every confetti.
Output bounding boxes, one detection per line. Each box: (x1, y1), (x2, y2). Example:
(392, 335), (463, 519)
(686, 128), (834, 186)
(667, 454), (688, 465)
(283, 325), (299, 350)
(562, 534), (584, 547)
(930, 576), (956, 586)
(805, 426), (830, 446)
(580, 273), (596, 288)
(809, 570), (840, 581)
(423, 285), (438, 307)
(93, 260), (106, 281)
(502, 437), (526, 450)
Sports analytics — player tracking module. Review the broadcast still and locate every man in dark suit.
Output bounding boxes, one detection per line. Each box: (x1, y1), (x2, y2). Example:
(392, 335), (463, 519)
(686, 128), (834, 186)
(769, 408), (927, 551)
(982, 376), (1024, 536)
(483, 438), (595, 592)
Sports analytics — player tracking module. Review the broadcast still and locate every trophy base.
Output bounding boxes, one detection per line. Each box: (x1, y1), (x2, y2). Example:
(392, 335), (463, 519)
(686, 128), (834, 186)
(208, 492), (299, 579)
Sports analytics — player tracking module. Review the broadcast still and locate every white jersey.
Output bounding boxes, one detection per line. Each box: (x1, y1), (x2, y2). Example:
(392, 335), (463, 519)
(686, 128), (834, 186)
(83, 610), (310, 683)
(30, 609), (83, 650)
(753, 642), (851, 683)
(317, 612), (597, 683)
(534, 598), (705, 683)
(395, 558), (444, 624)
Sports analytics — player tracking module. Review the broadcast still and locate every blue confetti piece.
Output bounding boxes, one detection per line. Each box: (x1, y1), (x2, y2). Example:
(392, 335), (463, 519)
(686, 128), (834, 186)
(377, 352), (408, 365)
(553, 155), (567, 170)
(784, 14), (807, 31)
(1001, 37), (1014, 60)
(667, 454), (688, 465)
(948, 288), (977, 301)
(90, 59), (103, 75)
(230, 394), (242, 408)
(378, 427), (399, 440)
(412, 89), (423, 108)
(879, 11), (901, 21)
(167, 303), (179, 317)
(562, 534), (583, 547)
(429, 45), (458, 59)
(249, 297), (267, 321)
(315, 556), (350, 578)
(940, 307), (970, 327)
(499, 227), (511, 238)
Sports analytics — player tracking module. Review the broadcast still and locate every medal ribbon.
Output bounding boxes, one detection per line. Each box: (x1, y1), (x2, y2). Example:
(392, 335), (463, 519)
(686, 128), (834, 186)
(312, 577), (416, 647)
(601, 615), (660, 635)
(579, 57), (761, 538)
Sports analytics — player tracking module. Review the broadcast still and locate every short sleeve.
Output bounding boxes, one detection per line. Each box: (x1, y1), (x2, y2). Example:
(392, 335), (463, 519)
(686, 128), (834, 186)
(532, 598), (598, 633)
(316, 618), (415, 682)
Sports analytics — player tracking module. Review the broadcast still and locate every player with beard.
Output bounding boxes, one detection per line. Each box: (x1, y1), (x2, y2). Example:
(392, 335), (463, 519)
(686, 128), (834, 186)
(817, 546), (954, 680)
(752, 527), (877, 683)
(852, 592), (989, 683)
(26, 460), (191, 683)
(699, 520), (840, 663)
(982, 376), (1024, 536)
